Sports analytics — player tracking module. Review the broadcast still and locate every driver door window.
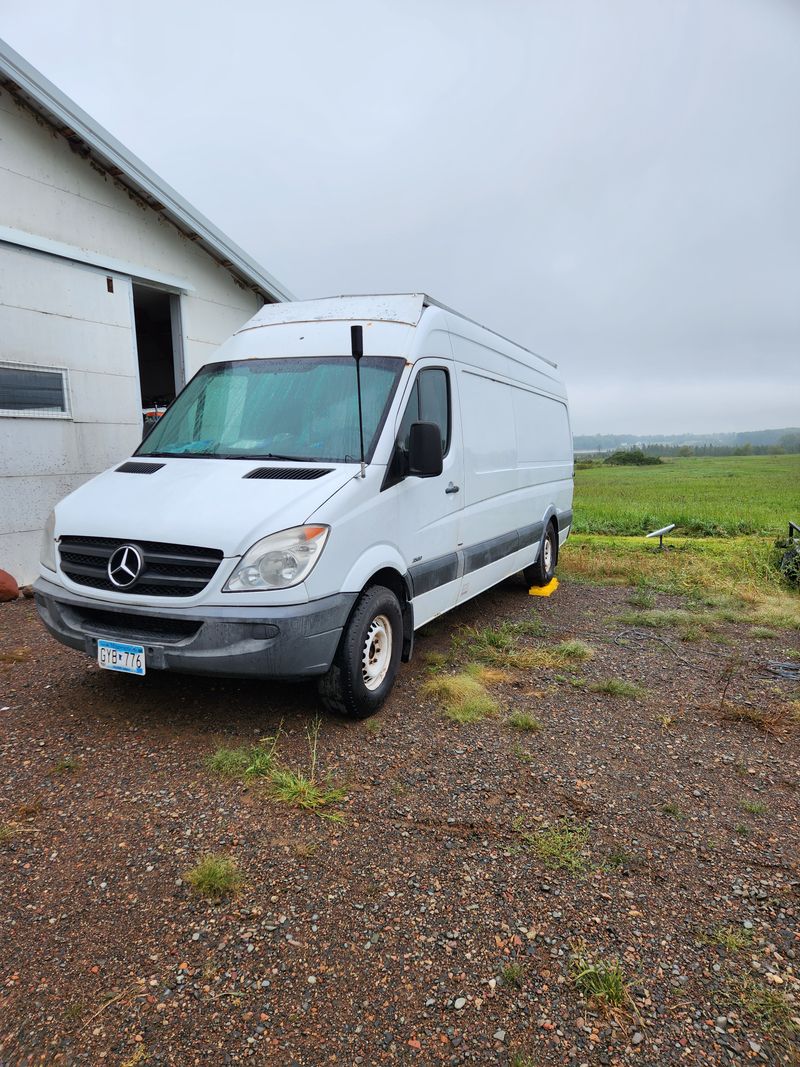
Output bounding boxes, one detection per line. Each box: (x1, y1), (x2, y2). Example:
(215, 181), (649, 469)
(397, 368), (450, 455)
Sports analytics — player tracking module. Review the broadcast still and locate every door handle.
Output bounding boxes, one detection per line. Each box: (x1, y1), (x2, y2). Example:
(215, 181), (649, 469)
(445, 482), (460, 494)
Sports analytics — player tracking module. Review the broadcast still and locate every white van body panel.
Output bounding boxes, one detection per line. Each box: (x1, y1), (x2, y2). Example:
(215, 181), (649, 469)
(35, 294), (574, 680)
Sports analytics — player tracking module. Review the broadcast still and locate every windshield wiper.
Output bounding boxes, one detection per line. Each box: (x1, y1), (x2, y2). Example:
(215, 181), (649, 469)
(238, 452), (318, 462)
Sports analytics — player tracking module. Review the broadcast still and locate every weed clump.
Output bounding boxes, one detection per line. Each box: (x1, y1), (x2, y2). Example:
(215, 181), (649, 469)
(589, 678), (646, 699)
(571, 951), (630, 1009)
(741, 799), (767, 816)
(727, 975), (798, 1046)
(506, 710), (542, 732)
(207, 722), (346, 820)
(721, 702), (800, 737)
(422, 672), (499, 723)
(185, 855), (242, 900)
(206, 737), (278, 778)
(455, 623), (593, 671)
(515, 817), (590, 873)
(500, 961), (526, 987)
(702, 925), (752, 952)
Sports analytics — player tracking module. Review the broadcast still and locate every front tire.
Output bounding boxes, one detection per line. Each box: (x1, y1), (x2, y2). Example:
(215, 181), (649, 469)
(524, 521), (558, 587)
(318, 585), (403, 718)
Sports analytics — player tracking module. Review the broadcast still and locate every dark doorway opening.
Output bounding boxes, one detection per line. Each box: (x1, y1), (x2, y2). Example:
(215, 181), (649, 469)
(132, 284), (182, 418)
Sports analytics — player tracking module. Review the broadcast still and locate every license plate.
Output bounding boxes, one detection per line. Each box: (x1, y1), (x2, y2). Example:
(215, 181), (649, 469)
(97, 639), (146, 676)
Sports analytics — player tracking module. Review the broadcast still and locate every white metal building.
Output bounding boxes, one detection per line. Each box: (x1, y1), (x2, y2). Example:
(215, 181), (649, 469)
(0, 39), (291, 583)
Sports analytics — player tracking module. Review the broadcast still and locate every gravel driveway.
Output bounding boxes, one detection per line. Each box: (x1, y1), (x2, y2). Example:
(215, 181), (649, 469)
(1, 581), (798, 1066)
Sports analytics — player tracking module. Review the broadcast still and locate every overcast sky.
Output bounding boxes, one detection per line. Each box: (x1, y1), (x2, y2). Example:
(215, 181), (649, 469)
(4, 0), (799, 435)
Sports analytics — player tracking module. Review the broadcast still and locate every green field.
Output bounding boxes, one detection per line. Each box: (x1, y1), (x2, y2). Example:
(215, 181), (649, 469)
(572, 454), (799, 537)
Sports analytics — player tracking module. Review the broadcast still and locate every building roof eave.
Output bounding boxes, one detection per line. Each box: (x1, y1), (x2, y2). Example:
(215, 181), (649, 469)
(0, 37), (293, 303)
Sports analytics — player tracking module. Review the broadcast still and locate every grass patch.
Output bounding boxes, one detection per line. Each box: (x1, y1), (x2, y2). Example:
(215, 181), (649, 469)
(500, 961), (526, 987)
(422, 672), (499, 723)
(206, 736), (278, 779)
(185, 854), (243, 900)
(554, 639), (594, 662)
(615, 606), (721, 642)
(751, 627), (779, 640)
(364, 718), (382, 736)
(515, 817), (590, 873)
(465, 662), (511, 685)
(571, 950), (630, 1010)
(605, 846), (641, 870)
(728, 975), (798, 1045)
(506, 710), (542, 732)
(741, 799), (768, 816)
(268, 717), (346, 820)
(268, 767), (347, 818)
(561, 534), (799, 631)
(53, 756), (79, 774)
(702, 924), (752, 952)
(455, 623), (593, 671)
(0, 823), (15, 844)
(662, 801), (686, 818)
(512, 743), (535, 764)
(627, 586), (656, 608)
(423, 650), (449, 673)
(589, 678), (646, 699)
(571, 454), (799, 538)
(208, 723), (345, 820)
(616, 608), (697, 629)
(721, 702), (800, 737)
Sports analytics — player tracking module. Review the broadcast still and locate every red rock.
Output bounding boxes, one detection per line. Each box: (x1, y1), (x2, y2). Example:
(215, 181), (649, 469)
(0, 569), (19, 602)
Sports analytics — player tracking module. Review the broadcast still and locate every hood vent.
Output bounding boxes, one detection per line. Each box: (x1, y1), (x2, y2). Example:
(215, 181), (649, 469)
(116, 461), (165, 474)
(244, 467), (333, 481)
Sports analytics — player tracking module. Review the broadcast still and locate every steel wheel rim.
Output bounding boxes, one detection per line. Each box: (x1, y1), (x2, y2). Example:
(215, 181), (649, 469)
(544, 535), (554, 572)
(362, 614), (392, 691)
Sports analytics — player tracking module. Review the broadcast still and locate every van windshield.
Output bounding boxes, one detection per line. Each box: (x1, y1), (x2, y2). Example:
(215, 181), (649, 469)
(137, 356), (405, 463)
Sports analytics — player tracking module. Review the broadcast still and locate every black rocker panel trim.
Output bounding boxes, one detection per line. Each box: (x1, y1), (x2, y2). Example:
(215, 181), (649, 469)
(409, 519), (554, 596)
(408, 553), (460, 597)
(558, 509), (573, 531)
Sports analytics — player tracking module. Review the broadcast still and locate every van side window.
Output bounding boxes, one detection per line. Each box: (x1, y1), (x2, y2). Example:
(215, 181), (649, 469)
(398, 368), (450, 455)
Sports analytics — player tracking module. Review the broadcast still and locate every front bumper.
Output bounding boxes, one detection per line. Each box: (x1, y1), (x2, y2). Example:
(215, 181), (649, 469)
(33, 577), (356, 680)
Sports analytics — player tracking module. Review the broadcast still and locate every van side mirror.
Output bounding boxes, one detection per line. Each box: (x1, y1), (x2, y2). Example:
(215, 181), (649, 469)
(408, 422), (443, 478)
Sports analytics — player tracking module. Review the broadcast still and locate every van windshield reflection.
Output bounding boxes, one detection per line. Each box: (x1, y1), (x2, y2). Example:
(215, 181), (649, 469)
(137, 356), (405, 463)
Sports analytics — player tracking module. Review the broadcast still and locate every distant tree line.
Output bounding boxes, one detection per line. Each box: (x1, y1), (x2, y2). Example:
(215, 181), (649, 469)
(637, 434), (800, 457)
(574, 428), (800, 455)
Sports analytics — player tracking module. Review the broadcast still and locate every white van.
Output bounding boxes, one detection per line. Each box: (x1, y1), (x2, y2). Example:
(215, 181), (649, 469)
(35, 295), (573, 717)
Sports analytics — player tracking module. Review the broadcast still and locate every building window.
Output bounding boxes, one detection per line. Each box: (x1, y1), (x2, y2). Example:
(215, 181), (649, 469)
(0, 362), (71, 418)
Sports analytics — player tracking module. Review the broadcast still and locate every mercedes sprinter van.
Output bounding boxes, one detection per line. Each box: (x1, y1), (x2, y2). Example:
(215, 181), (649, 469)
(35, 294), (573, 717)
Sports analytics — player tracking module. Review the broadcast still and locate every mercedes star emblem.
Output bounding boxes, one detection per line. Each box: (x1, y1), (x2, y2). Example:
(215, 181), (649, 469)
(107, 544), (144, 588)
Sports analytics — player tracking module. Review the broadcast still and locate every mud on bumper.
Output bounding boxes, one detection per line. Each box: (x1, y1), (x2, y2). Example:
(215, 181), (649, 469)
(33, 577), (356, 680)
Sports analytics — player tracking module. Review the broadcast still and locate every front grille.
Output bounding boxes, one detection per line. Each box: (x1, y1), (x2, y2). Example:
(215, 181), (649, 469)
(244, 467), (332, 480)
(59, 536), (224, 597)
(68, 606), (202, 643)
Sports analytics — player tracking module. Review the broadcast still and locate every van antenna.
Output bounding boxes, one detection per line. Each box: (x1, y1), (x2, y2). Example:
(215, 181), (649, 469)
(350, 324), (366, 478)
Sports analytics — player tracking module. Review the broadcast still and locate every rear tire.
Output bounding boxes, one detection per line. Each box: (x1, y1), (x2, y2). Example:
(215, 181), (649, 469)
(524, 521), (558, 587)
(318, 585), (403, 718)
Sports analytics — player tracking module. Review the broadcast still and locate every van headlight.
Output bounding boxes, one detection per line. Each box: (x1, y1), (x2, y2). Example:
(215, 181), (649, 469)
(224, 525), (330, 591)
(40, 511), (57, 572)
